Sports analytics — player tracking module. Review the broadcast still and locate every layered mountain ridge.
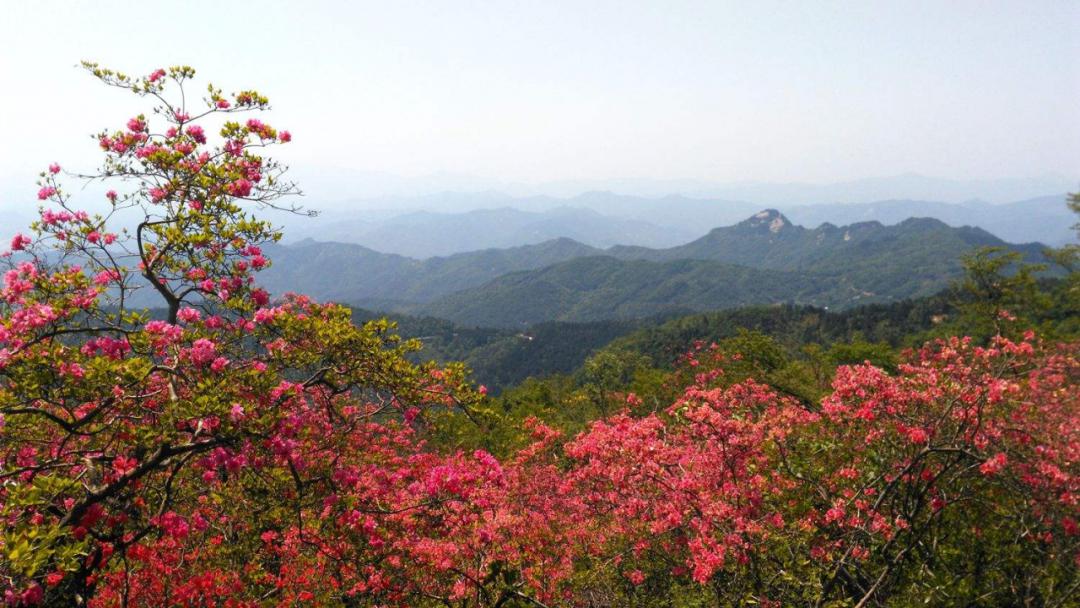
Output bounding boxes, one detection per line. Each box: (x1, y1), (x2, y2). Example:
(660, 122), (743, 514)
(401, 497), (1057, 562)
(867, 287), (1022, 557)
(257, 210), (1050, 327)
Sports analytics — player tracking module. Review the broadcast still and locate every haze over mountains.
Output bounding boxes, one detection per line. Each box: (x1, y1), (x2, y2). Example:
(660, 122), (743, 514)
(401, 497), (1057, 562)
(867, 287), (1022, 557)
(2, 173), (1074, 248)
(289, 170), (1075, 205)
(282, 190), (1075, 257)
(283, 206), (698, 258)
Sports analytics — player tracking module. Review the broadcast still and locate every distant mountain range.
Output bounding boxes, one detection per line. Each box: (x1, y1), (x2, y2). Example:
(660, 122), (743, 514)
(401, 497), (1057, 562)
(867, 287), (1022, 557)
(284, 206), (696, 257)
(280, 191), (1074, 258)
(259, 210), (1051, 327)
(3, 171), (1074, 250)
(783, 195), (1072, 246)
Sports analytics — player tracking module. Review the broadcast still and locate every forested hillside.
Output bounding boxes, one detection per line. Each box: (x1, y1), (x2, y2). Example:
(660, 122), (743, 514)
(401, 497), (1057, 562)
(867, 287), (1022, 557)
(258, 210), (1051, 327)
(256, 237), (599, 304)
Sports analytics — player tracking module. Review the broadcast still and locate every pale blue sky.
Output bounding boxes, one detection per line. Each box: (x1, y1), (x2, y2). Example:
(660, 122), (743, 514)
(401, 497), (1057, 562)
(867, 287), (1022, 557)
(1, 0), (1077, 191)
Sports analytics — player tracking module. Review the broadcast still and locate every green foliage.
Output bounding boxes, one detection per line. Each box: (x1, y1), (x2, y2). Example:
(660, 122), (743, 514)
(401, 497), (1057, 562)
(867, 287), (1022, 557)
(579, 348), (653, 415)
(946, 247), (1050, 339)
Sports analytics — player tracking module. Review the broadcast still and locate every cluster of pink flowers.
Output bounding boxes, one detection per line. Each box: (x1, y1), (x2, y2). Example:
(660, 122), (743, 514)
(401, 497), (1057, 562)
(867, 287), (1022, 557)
(176, 308), (202, 323)
(79, 336), (132, 359)
(225, 178), (253, 197)
(188, 338), (218, 366)
(9, 234), (31, 251)
(186, 124), (206, 144)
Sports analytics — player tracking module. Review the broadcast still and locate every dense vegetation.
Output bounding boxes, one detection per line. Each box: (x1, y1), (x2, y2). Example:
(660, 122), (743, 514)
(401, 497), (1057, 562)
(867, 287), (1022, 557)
(1, 66), (1076, 608)
(256, 237), (598, 307)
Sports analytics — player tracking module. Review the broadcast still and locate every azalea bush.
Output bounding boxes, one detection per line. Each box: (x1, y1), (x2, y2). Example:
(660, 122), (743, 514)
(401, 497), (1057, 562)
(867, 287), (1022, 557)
(1, 65), (1076, 607)
(562, 335), (1078, 606)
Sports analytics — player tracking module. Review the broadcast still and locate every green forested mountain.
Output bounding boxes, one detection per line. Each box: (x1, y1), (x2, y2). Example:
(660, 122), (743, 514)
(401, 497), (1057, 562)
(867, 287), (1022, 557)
(412, 256), (846, 327)
(609, 210), (1047, 294)
(411, 213), (1048, 327)
(784, 195), (1075, 246)
(258, 237), (600, 304)
(257, 211), (1050, 328)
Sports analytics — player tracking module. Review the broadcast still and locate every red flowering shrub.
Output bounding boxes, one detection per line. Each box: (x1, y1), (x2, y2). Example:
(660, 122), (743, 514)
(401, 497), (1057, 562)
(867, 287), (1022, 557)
(560, 335), (1077, 605)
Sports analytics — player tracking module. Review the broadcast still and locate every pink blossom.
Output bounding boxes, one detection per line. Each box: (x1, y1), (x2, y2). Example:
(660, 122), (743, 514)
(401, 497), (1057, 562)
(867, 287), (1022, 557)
(979, 452), (1008, 476)
(20, 583), (43, 605)
(186, 124), (206, 144)
(226, 179), (253, 197)
(223, 139), (245, 156)
(112, 456), (137, 477)
(93, 270), (120, 285)
(156, 512), (189, 539)
(825, 504), (845, 524)
(253, 307), (283, 324)
(250, 288), (269, 306)
(10, 234), (31, 251)
(176, 308), (202, 323)
(135, 144), (163, 159)
(48, 163), (61, 174)
(37, 186), (56, 200)
(80, 336), (131, 359)
(230, 403), (245, 422)
(189, 338), (218, 366)
(147, 69), (166, 83)
(144, 320), (183, 344)
(906, 427), (930, 444)
(279, 130), (292, 143)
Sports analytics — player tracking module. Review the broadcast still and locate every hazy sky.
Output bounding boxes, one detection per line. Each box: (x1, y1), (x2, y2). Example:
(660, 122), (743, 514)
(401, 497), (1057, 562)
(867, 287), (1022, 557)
(1, 0), (1078, 189)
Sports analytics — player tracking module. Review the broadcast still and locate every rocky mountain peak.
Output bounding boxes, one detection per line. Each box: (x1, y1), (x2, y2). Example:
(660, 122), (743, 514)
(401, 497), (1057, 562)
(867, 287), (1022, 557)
(741, 209), (791, 234)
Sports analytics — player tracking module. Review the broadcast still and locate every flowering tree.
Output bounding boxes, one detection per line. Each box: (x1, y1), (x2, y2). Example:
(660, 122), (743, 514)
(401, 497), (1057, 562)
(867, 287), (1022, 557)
(0, 65), (492, 606)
